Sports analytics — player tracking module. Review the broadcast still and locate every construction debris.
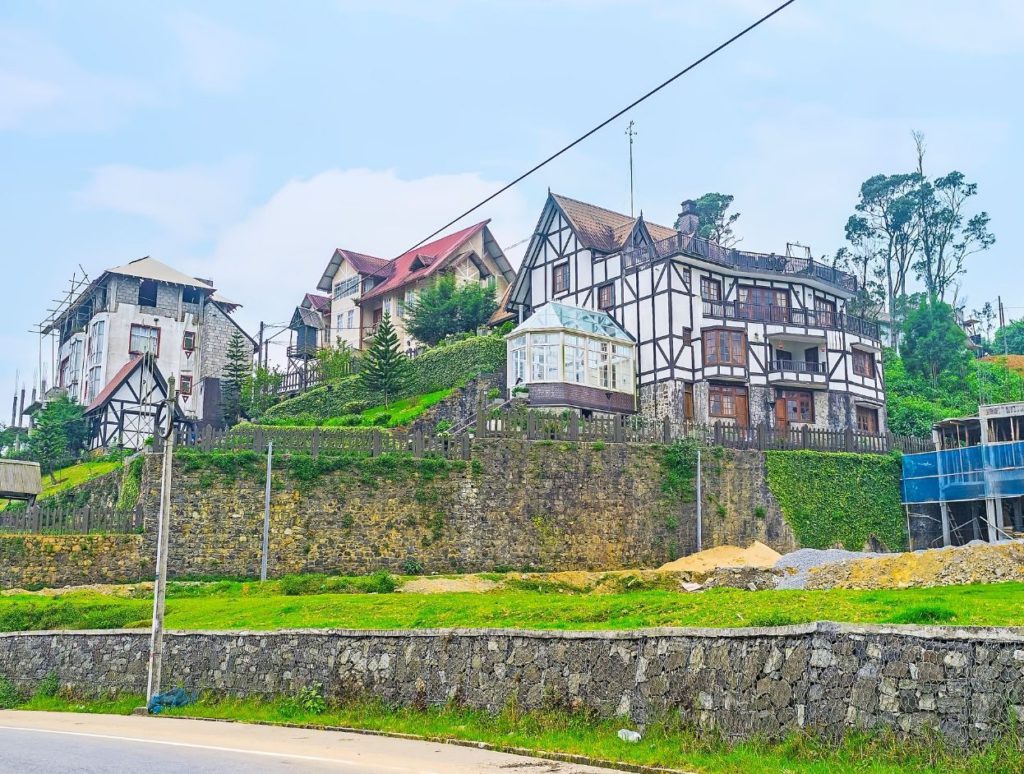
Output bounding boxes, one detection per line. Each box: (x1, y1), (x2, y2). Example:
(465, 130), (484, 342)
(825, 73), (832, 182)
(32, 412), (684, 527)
(657, 541), (781, 573)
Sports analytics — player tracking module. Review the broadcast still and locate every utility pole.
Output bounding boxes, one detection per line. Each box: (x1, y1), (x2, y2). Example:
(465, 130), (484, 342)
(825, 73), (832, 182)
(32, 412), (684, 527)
(146, 376), (176, 707)
(258, 321), (265, 371)
(626, 120), (637, 217)
(695, 445), (703, 552)
(999, 297), (1008, 356)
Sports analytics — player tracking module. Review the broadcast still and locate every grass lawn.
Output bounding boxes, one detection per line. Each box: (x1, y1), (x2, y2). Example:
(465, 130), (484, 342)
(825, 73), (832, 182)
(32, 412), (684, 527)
(11, 693), (1020, 773)
(0, 459), (121, 510)
(2, 581), (1024, 632)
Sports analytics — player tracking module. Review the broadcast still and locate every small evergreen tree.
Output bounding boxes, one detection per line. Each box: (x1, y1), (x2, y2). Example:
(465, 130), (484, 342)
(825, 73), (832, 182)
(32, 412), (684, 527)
(221, 331), (252, 427)
(901, 298), (970, 384)
(27, 395), (87, 481)
(405, 274), (498, 347)
(359, 312), (409, 406)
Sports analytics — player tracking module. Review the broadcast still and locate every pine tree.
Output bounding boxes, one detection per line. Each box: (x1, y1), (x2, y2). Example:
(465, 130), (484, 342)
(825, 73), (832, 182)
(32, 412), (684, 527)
(359, 312), (409, 407)
(221, 331), (252, 427)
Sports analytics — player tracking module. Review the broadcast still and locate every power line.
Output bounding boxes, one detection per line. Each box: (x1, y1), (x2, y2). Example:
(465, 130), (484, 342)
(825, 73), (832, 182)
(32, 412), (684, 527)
(394, 0), (797, 258)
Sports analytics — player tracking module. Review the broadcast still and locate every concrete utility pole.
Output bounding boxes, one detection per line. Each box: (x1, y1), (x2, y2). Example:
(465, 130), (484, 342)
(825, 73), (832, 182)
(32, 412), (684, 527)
(146, 376), (176, 706)
(695, 446), (703, 552)
(625, 120), (637, 218)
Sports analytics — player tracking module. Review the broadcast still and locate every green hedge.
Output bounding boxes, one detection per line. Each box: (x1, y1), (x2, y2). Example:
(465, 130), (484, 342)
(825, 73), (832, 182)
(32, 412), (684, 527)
(764, 450), (905, 551)
(263, 335), (506, 424)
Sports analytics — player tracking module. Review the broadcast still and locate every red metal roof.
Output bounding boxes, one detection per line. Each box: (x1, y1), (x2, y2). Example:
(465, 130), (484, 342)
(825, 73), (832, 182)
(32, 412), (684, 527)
(85, 355), (144, 414)
(303, 293), (331, 313)
(358, 221), (489, 302)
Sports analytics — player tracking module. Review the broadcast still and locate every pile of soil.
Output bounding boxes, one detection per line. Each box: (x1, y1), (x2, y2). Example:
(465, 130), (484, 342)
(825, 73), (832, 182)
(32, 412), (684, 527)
(657, 541), (781, 573)
(806, 540), (1024, 590)
(398, 576), (499, 594)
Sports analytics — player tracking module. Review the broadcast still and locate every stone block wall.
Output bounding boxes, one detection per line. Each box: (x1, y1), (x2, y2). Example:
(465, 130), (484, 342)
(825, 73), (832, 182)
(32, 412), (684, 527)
(0, 534), (148, 589)
(1, 623), (1021, 748)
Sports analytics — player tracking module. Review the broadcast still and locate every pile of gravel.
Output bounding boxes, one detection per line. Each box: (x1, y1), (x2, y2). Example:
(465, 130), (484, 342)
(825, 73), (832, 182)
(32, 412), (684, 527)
(774, 548), (882, 590)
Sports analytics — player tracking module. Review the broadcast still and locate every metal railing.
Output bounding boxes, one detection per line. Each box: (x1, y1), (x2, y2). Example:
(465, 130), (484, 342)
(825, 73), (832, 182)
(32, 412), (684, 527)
(623, 231), (860, 294)
(702, 301), (881, 340)
(768, 359), (827, 375)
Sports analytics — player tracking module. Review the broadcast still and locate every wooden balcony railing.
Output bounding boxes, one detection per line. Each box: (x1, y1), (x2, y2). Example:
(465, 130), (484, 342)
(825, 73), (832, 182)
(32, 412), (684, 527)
(623, 231), (860, 294)
(702, 301), (880, 341)
(768, 359), (827, 374)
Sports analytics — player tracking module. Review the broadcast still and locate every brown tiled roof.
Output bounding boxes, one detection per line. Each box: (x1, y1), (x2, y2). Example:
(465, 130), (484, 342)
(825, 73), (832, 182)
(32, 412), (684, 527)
(338, 249), (390, 275)
(551, 193), (677, 252)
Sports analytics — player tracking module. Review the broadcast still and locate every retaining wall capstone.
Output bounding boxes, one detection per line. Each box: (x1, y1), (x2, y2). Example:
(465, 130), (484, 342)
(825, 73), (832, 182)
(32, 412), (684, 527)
(1, 623), (1022, 748)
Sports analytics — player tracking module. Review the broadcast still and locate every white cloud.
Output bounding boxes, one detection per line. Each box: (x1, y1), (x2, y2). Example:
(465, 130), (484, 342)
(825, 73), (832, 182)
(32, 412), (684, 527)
(76, 159), (253, 242)
(190, 168), (533, 337)
(0, 25), (152, 132)
(170, 13), (266, 93)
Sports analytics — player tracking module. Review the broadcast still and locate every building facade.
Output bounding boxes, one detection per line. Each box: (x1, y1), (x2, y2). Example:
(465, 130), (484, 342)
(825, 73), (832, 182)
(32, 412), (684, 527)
(506, 193), (886, 433)
(42, 257), (254, 447)
(315, 221), (516, 353)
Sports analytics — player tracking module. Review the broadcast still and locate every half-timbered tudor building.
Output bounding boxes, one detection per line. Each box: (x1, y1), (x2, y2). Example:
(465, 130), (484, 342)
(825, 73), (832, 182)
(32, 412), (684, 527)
(42, 257), (254, 448)
(315, 221), (516, 353)
(505, 193), (886, 433)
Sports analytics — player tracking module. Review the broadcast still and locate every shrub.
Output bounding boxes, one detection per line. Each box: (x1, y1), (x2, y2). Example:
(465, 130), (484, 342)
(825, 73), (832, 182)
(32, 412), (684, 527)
(35, 672), (59, 699)
(282, 684), (326, 717)
(363, 570), (398, 594)
(0, 674), (21, 709)
(341, 400), (369, 414)
(372, 413), (391, 426)
(401, 557), (424, 575)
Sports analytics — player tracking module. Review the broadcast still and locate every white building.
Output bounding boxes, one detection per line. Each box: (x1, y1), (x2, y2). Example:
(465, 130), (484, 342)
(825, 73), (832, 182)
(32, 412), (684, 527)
(505, 193), (886, 433)
(41, 257), (254, 448)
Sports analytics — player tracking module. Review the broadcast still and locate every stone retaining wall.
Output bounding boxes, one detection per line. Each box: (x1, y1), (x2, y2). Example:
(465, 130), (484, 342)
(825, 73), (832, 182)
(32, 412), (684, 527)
(1, 623), (1021, 748)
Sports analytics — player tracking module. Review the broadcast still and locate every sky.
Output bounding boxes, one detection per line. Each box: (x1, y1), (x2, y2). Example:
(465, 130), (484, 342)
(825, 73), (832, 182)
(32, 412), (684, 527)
(2, 0), (1022, 408)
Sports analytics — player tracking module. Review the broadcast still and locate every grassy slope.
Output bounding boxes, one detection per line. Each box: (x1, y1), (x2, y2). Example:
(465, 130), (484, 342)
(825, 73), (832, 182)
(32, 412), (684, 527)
(13, 695), (1018, 774)
(2, 583), (1024, 632)
(0, 459), (120, 510)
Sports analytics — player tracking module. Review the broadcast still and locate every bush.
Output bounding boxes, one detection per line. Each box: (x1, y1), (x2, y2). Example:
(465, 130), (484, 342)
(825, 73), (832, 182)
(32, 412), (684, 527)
(341, 400), (369, 414)
(363, 570), (398, 594)
(35, 672), (59, 698)
(282, 684), (326, 717)
(0, 674), (21, 709)
(401, 557), (424, 575)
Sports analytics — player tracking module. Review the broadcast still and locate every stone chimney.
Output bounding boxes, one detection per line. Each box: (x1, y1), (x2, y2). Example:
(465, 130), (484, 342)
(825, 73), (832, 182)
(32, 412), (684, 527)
(676, 200), (699, 235)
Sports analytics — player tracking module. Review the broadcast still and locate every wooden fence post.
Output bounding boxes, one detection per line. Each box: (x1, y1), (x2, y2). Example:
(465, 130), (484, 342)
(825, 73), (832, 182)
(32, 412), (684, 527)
(30, 505), (40, 533)
(254, 427), (265, 453)
(614, 414), (625, 444)
(461, 434), (471, 461)
(845, 427), (855, 453)
(372, 429), (382, 457)
(311, 427), (321, 458)
(801, 425), (810, 450)
(714, 421), (723, 447)
(662, 416), (672, 444)
(757, 422), (767, 451)
(568, 413), (579, 441)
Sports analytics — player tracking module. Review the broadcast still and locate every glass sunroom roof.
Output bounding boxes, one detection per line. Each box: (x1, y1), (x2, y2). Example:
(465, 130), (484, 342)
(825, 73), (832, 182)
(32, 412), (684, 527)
(511, 301), (633, 342)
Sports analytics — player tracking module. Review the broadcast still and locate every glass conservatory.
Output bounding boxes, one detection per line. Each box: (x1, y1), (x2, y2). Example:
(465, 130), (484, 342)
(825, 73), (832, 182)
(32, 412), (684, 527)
(506, 301), (636, 413)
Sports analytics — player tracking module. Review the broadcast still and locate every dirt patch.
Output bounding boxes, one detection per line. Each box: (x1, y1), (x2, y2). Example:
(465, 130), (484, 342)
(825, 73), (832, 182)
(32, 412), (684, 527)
(806, 540), (1024, 590)
(399, 576), (499, 594)
(657, 541), (781, 573)
(1, 582), (152, 598)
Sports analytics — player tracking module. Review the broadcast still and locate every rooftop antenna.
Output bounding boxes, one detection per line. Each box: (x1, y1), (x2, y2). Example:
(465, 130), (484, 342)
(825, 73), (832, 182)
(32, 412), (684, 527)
(626, 120), (637, 218)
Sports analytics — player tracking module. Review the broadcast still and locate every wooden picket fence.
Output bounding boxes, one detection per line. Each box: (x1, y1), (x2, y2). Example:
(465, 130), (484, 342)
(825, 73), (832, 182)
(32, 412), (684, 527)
(0, 504), (144, 535)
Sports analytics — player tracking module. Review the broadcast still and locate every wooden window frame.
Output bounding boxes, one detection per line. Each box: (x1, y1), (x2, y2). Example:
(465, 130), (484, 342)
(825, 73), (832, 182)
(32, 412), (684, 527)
(700, 277), (722, 301)
(682, 327), (692, 346)
(709, 383), (748, 420)
(552, 262), (570, 295)
(597, 282), (615, 310)
(182, 331), (196, 352)
(703, 328), (747, 367)
(856, 405), (879, 433)
(129, 324), (161, 357)
(852, 349), (875, 378)
(179, 375), (193, 395)
(781, 389), (814, 423)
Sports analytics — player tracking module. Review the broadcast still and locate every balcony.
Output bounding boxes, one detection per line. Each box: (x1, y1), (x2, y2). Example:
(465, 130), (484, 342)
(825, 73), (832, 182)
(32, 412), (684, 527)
(622, 231), (860, 294)
(702, 301), (880, 341)
(287, 343), (319, 360)
(767, 359), (828, 389)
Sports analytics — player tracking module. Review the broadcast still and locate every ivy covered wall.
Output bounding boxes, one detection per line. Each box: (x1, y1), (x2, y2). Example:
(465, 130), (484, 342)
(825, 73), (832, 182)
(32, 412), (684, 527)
(764, 451), (905, 551)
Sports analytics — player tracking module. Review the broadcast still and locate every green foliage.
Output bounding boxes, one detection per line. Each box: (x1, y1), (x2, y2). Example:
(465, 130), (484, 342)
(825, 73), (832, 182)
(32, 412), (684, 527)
(675, 192), (741, 246)
(886, 604), (956, 625)
(115, 456), (144, 512)
(661, 439), (699, 502)
(26, 395), (87, 473)
(994, 320), (1024, 355)
(282, 684), (327, 717)
(263, 335), (505, 423)
(401, 557), (424, 575)
(405, 274), (499, 346)
(0, 674), (21, 708)
(277, 571), (397, 596)
(359, 312), (410, 407)
(222, 331), (252, 426)
(35, 672), (59, 699)
(242, 366), (283, 420)
(901, 297), (970, 383)
(765, 451), (905, 551)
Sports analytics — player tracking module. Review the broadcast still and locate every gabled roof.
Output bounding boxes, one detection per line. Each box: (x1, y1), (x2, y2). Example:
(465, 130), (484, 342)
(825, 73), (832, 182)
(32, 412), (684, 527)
(316, 249), (391, 292)
(550, 193), (676, 253)
(84, 355), (185, 421)
(291, 306), (325, 331)
(302, 293), (331, 313)
(108, 256), (215, 290)
(358, 221), (490, 303)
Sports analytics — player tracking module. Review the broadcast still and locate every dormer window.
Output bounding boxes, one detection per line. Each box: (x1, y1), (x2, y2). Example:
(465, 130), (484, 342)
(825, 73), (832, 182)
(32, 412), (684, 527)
(632, 230), (647, 248)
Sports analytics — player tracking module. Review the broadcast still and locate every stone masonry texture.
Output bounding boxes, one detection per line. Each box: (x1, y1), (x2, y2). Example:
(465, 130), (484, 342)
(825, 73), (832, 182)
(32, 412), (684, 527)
(0, 442), (806, 587)
(1, 623), (1022, 748)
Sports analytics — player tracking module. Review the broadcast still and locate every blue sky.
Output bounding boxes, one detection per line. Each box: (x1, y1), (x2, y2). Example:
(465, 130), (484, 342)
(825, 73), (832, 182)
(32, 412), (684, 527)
(2, 0), (1022, 407)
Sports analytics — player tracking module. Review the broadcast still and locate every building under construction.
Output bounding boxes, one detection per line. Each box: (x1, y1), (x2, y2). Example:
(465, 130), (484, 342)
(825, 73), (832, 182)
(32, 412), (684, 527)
(903, 402), (1024, 548)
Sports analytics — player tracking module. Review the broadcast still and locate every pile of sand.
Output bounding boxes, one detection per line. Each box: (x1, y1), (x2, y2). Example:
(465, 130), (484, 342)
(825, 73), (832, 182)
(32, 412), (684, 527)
(657, 541), (781, 573)
(398, 576), (499, 594)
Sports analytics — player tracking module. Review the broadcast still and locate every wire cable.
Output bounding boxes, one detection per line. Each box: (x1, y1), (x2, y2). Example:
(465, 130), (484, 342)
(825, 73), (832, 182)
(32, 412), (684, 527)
(394, 0), (798, 258)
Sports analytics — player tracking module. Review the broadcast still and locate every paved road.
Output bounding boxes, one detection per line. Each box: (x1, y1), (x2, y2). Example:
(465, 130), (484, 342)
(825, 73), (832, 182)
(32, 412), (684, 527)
(0, 711), (622, 773)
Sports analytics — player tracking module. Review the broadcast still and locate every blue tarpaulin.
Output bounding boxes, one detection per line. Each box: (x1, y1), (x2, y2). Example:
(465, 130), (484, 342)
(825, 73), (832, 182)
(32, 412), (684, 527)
(902, 440), (1024, 505)
(147, 687), (196, 715)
